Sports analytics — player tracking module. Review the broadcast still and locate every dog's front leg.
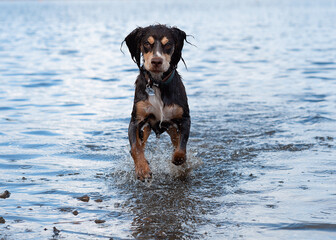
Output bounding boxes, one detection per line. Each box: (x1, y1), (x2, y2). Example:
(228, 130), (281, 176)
(128, 119), (152, 180)
(168, 116), (191, 165)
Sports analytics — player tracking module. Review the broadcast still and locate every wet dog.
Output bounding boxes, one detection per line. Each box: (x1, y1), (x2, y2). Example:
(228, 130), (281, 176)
(123, 24), (190, 181)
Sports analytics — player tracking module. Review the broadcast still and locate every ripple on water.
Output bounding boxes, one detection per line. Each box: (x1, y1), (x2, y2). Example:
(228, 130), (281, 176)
(303, 68), (336, 74)
(20, 143), (57, 149)
(0, 154), (42, 161)
(70, 113), (97, 116)
(84, 144), (109, 151)
(22, 130), (61, 136)
(90, 77), (119, 82)
(310, 61), (336, 66)
(22, 79), (62, 88)
(83, 131), (104, 136)
(306, 75), (336, 82)
(59, 49), (79, 55)
(299, 115), (336, 124)
(0, 162), (34, 169)
(279, 222), (336, 231)
(1, 71), (59, 77)
(300, 93), (327, 103)
(9, 98), (29, 102)
(60, 102), (84, 107)
(122, 68), (138, 72)
(0, 107), (15, 111)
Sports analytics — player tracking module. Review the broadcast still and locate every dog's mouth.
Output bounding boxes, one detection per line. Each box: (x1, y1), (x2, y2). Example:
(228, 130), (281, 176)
(145, 64), (167, 79)
(149, 67), (164, 73)
(148, 70), (163, 80)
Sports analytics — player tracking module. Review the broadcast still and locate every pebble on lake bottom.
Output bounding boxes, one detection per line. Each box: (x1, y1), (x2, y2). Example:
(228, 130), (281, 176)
(0, 190), (11, 199)
(77, 195), (90, 202)
(94, 219), (106, 224)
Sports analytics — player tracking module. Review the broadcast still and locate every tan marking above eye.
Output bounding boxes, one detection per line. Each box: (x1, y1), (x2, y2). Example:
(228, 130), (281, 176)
(147, 36), (155, 45)
(161, 36), (169, 45)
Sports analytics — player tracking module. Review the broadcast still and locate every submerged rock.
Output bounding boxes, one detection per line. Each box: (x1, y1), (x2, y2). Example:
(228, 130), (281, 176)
(94, 219), (106, 224)
(0, 217), (5, 224)
(77, 195), (90, 202)
(0, 190), (10, 199)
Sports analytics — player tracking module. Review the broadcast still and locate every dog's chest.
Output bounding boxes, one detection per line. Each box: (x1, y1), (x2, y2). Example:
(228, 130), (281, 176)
(146, 87), (182, 122)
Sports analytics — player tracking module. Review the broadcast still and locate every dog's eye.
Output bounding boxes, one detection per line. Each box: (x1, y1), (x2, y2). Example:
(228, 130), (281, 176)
(165, 43), (172, 49)
(144, 42), (151, 48)
(164, 43), (173, 53)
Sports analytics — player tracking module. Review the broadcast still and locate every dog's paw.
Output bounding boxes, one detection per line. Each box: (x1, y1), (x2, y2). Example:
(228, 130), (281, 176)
(172, 150), (186, 166)
(135, 166), (152, 181)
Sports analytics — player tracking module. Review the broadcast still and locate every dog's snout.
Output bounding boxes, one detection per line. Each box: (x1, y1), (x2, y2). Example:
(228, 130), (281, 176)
(151, 57), (163, 67)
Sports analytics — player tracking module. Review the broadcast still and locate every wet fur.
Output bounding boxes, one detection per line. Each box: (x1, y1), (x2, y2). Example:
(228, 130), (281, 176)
(124, 24), (191, 181)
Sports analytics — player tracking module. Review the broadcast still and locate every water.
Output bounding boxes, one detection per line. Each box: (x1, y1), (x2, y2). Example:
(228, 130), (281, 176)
(1, 0), (336, 239)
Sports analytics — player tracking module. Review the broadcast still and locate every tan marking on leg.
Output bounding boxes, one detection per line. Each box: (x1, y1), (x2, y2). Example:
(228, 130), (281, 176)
(167, 125), (186, 165)
(171, 105), (183, 119)
(147, 36), (155, 44)
(135, 100), (151, 121)
(131, 124), (152, 181)
(167, 125), (180, 149)
(161, 36), (169, 45)
(163, 104), (183, 121)
(141, 124), (151, 143)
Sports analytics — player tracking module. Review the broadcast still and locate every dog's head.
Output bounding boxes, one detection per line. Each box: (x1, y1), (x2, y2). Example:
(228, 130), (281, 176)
(124, 25), (187, 77)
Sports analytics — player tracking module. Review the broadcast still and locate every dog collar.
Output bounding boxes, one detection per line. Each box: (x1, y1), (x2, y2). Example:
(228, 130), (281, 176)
(141, 67), (176, 88)
(161, 68), (175, 84)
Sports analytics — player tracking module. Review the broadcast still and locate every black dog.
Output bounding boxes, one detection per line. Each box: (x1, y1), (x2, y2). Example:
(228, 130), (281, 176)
(124, 24), (190, 181)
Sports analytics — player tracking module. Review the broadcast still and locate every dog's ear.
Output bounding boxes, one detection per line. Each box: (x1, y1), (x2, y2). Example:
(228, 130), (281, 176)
(171, 27), (187, 67)
(124, 27), (143, 68)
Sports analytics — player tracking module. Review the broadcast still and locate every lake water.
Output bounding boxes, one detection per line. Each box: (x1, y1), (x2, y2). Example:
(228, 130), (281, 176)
(1, 0), (336, 239)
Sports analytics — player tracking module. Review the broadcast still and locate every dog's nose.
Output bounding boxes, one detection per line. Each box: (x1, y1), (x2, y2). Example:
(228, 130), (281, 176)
(151, 57), (163, 68)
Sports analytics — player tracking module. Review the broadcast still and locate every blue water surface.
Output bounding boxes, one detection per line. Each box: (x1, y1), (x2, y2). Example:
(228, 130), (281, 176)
(1, 0), (336, 239)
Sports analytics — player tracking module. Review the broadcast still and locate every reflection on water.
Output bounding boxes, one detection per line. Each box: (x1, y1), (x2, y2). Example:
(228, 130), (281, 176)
(1, 0), (336, 239)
